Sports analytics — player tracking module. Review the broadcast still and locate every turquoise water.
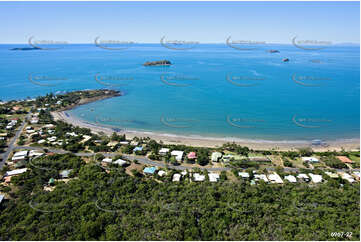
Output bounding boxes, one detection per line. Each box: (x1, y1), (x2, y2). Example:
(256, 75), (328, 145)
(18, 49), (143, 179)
(0, 44), (359, 141)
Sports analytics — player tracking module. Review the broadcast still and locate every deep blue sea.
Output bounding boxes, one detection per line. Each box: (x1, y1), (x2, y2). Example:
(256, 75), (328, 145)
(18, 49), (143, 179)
(0, 43), (359, 141)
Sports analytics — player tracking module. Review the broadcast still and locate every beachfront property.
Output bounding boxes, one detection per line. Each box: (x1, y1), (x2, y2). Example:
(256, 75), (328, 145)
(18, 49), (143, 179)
(171, 150), (184, 162)
(159, 148), (170, 155)
(187, 152), (197, 161)
(336, 156), (354, 164)
(211, 152), (222, 162)
(301, 157), (319, 163)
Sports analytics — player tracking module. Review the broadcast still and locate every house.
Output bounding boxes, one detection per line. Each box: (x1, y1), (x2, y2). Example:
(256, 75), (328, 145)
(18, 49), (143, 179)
(47, 136), (57, 142)
(339, 172), (355, 183)
(130, 141), (139, 146)
(5, 168), (28, 177)
(308, 173), (323, 183)
(297, 173), (310, 182)
(102, 157), (113, 163)
(336, 156), (354, 164)
(0, 194), (4, 204)
(352, 172), (360, 181)
(209, 173), (220, 182)
(193, 173), (205, 182)
(171, 150), (184, 162)
(301, 157), (319, 163)
(113, 159), (127, 166)
(159, 148), (170, 155)
(267, 173), (284, 184)
(81, 135), (92, 143)
(211, 152), (223, 162)
(181, 170), (187, 176)
(30, 117), (39, 124)
(143, 166), (157, 175)
(325, 171), (339, 178)
(66, 132), (78, 137)
(38, 139), (46, 144)
(254, 174), (268, 183)
(158, 170), (166, 177)
(43, 124), (55, 129)
(187, 152), (197, 160)
(284, 175), (297, 183)
(12, 155), (26, 162)
(222, 154), (235, 162)
(13, 151), (28, 157)
(238, 172), (250, 179)
(119, 141), (129, 145)
(172, 173), (181, 182)
(107, 141), (118, 147)
(133, 146), (143, 152)
(59, 169), (72, 178)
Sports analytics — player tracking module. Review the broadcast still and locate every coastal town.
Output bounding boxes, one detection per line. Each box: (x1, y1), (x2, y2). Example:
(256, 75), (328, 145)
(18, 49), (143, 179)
(0, 89), (359, 201)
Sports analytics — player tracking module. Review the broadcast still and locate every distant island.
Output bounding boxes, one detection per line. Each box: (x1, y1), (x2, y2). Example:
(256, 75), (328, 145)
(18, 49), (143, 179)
(143, 60), (172, 66)
(268, 49), (280, 53)
(10, 47), (40, 51)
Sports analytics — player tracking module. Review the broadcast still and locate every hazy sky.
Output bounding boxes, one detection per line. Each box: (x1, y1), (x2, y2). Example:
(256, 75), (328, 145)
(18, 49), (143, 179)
(0, 1), (359, 44)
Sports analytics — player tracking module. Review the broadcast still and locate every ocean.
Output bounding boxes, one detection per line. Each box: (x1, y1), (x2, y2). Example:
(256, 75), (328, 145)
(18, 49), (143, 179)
(0, 43), (359, 142)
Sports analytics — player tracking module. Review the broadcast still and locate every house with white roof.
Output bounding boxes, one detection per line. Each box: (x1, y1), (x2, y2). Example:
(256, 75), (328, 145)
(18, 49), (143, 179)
(158, 170), (166, 177)
(193, 173), (205, 182)
(172, 173), (181, 182)
(159, 148), (170, 155)
(308, 173), (323, 183)
(284, 175), (297, 183)
(297, 173), (310, 182)
(38, 139), (46, 144)
(267, 173), (284, 184)
(47, 136), (57, 142)
(254, 174), (269, 183)
(238, 172), (250, 179)
(208, 173), (220, 182)
(102, 157), (113, 163)
(171, 150), (184, 162)
(325, 171), (339, 178)
(302, 157), (319, 163)
(5, 168), (28, 177)
(181, 170), (187, 176)
(339, 172), (355, 183)
(13, 151), (28, 157)
(211, 152), (222, 162)
(113, 159), (128, 166)
(29, 150), (44, 157)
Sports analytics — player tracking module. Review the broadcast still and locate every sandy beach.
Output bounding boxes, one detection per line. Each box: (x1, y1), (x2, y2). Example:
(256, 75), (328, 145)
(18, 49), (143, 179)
(51, 110), (360, 152)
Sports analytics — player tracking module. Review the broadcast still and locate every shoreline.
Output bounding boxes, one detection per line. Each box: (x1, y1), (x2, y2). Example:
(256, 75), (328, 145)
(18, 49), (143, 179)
(51, 109), (360, 152)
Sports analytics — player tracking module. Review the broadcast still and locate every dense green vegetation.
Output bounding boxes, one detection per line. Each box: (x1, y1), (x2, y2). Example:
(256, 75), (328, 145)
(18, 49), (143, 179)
(0, 154), (359, 240)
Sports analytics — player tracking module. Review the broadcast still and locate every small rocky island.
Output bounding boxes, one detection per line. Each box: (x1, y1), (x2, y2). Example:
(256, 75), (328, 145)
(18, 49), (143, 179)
(268, 50), (280, 53)
(283, 58), (289, 62)
(143, 60), (172, 66)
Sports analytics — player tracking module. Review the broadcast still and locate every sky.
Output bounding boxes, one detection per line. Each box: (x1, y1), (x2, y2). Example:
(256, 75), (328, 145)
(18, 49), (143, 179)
(0, 1), (359, 44)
